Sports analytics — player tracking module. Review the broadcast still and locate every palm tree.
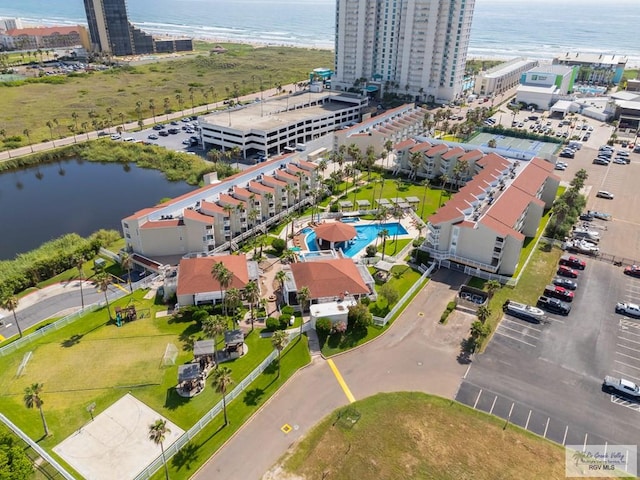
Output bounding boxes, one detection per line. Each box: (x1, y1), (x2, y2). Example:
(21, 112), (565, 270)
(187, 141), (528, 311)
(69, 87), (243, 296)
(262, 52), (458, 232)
(202, 315), (226, 364)
(95, 273), (113, 320)
(71, 111), (79, 135)
(476, 305), (492, 324)
(176, 93), (184, 116)
(149, 99), (156, 123)
(24, 383), (49, 436)
(212, 367), (234, 426)
(46, 120), (55, 144)
(383, 139), (393, 168)
(75, 256), (86, 309)
(275, 270), (287, 295)
(163, 97), (171, 115)
(212, 262), (232, 317)
(120, 252), (133, 292)
(420, 178), (430, 220)
(1, 294), (22, 337)
(485, 280), (501, 298)
(148, 419), (170, 480)
(106, 107), (113, 132)
(244, 280), (260, 331)
(81, 121), (90, 140)
(270, 330), (288, 378)
(23, 129), (33, 153)
(379, 228), (390, 260)
(296, 286), (310, 336)
(225, 287), (242, 320)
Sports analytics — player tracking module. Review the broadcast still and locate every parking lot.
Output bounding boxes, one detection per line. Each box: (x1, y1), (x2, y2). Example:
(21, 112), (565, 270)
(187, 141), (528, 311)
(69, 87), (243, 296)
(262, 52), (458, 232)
(457, 257), (640, 449)
(110, 117), (206, 157)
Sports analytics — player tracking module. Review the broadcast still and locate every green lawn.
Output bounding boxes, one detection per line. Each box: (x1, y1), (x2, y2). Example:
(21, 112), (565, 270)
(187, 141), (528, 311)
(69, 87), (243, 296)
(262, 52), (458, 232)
(0, 42), (332, 148)
(0, 290), (277, 450)
(276, 392), (630, 480)
(377, 238), (412, 257)
(512, 207), (553, 278)
(151, 336), (310, 480)
(321, 266), (424, 356)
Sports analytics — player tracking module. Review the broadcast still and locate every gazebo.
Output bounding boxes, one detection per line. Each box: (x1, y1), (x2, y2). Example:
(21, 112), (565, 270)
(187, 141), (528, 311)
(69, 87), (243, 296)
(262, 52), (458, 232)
(193, 339), (215, 370)
(313, 221), (357, 250)
(177, 363), (204, 397)
(223, 329), (245, 360)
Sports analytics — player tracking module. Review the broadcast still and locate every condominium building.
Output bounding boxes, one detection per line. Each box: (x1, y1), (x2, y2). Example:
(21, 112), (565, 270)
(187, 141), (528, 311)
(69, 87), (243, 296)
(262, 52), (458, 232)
(473, 58), (539, 97)
(199, 90), (366, 160)
(333, 0), (476, 103)
(419, 153), (559, 276)
(83, 0), (192, 56)
(122, 156), (319, 259)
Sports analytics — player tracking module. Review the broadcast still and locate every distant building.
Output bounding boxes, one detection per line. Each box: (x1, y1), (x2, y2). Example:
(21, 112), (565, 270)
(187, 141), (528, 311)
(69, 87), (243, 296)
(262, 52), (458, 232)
(420, 155), (559, 276)
(474, 58), (539, 97)
(199, 90), (366, 160)
(0, 25), (90, 51)
(0, 18), (22, 32)
(333, 0), (476, 104)
(515, 65), (578, 110)
(553, 52), (627, 85)
(83, 0), (192, 56)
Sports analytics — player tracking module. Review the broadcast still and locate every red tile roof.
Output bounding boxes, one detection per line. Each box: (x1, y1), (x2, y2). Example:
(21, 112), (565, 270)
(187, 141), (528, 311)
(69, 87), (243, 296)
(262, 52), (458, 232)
(460, 149), (484, 162)
(200, 200), (227, 216)
(442, 146), (465, 160)
(289, 259), (370, 299)
(183, 208), (214, 224)
(426, 144), (449, 157)
(219, 194), (244, 207)
(248, 181), (275, 194)
(262, 176), (287, 187)
(275, 170), (300, 182)
(177, 255), (250, 296)
(296, 160), (318, 170)
(7, 26), (85, 37)
(394, 139), (416, 151)
(409, 142), (433, 153)
(314, 222), (357, 242)
(140, 219), (181, 229)
(485, 187), (543, 232)
(233, 186), (261, 201)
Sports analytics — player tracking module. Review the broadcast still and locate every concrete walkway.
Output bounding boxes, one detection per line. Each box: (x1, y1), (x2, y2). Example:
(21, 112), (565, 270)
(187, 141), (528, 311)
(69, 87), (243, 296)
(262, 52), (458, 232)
(192, 269), (470, 480)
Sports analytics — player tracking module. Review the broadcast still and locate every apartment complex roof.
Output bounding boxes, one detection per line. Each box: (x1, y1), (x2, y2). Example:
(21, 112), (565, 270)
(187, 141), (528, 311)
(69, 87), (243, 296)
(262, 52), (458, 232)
(6, 26), (85, 36)
(289, 258), (370, 299)
(177, 255), (249, 296)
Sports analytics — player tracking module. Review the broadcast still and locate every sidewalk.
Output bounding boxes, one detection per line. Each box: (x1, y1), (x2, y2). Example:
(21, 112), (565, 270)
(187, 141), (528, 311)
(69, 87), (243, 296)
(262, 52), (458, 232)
(0, 280), (90, 316)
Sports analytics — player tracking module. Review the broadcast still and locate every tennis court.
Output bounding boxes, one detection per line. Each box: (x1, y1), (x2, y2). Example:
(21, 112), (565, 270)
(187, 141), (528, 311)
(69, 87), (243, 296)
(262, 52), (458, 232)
(468, 132), (560, 158)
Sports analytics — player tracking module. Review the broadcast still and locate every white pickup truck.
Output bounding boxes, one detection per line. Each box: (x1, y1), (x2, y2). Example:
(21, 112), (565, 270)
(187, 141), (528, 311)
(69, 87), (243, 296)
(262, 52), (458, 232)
(615, 302), (640, 318)
(603, 376), (640, 399)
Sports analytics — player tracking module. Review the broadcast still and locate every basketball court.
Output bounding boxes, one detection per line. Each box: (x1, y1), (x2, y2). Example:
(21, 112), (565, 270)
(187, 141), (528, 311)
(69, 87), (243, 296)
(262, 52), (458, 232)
(468, 132), (560, 158)
(53, 394), (184, 480)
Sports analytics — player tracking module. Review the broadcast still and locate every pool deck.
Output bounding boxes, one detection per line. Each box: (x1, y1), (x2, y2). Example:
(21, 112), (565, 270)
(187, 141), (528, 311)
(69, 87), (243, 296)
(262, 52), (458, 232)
(287, 215), (422, 262)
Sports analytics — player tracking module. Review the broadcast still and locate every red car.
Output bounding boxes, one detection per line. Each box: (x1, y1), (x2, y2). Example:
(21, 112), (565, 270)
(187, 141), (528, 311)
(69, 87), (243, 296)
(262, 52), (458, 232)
(557, 265), (579, 278)
(544, 285), (574, 302)
(559, 255), (586, 270)
(624, 265), (640, 278)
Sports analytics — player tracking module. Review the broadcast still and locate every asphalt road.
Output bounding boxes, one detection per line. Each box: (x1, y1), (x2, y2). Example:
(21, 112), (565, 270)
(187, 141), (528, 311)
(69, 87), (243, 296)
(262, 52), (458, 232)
(193, 269), (470, 480)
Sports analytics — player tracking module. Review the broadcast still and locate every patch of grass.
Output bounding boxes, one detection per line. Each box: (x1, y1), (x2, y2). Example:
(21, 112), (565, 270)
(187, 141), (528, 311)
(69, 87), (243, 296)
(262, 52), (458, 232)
(0, 43), (332, 148)
(512, 207), (553, 278)
(150, 336), (310, 480)
(377, 238), (411, 257)
(278, 392), (629, 480)
(0, 291), (277, 448)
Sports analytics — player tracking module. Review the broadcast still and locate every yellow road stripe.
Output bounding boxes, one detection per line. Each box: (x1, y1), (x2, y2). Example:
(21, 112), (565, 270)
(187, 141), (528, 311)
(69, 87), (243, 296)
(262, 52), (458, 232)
(327, 359), (356, 403)
(0, 334), (4, 342)
(113, 283), (129, 293)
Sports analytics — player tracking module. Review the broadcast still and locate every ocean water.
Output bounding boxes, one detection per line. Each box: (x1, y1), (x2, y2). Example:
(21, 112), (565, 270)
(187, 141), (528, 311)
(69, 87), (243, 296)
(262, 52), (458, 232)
(1, 0), (639, 66)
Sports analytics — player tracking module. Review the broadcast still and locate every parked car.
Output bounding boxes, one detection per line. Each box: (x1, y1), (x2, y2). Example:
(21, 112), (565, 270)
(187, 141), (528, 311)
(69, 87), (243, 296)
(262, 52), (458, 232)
(168, 128), (179, 134)
(613, 157), (628, 165)
(537, 296), (571, 315)
(615, 301), (640, 318)
(559, 255), (586, 270)
(152, 125), (164, 130)
(552, 277), (577, 290)
(110, 133), (121, 140)
(596, 190), (614, 199)
(147, 134), (159, 140)
(543, 285), (574, 302)
(624, 265), (640, 278)
(603, 376), (640, 400)
(158, 130), (169, 137)
(593, 158), (610, 166)
(557, 265), (579, 278)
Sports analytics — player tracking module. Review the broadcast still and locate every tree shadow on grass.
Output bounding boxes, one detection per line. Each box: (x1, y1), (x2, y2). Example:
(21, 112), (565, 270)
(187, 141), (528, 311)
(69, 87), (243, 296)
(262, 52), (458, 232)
(171, 442), (200, 472)
(263, 359), (278, 375)
(164, 386), (190, 411)
(243, 387), (265, 406)
(327, 326), (368, 350)
(61, 334), (84, 348)
(179, 323), (201, 352)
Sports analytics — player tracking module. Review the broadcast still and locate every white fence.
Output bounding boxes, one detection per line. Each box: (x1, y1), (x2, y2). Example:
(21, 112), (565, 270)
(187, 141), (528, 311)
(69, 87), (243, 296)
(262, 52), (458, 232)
(133, 331), (300, 480)
(0, 413), (76, 480)
(372, 267), (432, 327)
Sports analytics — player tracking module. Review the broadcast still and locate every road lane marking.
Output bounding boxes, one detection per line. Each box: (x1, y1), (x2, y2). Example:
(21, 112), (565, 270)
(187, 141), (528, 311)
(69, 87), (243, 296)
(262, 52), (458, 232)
(281, 423), (292, 434)
(562, 426), (569, 446)
(473, 389), (483, 409)
(494, 330), (537, 347)
(618, 336), (640, 346)
(615, 352), (640, 363)
(525, 410), (532, 430)
(489, 396), (497, 415)
(614, 370), (640, 382)
(617, 343), (640, 354)
(614, 360), (640, 371)
(0, 334), (4, 341)
(326, 359), (355, 404)
(501, 317), (543, 332)
(113, 283), (129, 294)
(498, 324), (541, 339)
(584, 433), (588, 450)
(543, 418), (550, 438)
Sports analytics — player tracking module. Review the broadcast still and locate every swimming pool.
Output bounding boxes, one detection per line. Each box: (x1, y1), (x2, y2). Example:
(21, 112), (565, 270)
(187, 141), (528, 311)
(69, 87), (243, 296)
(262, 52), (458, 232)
(575, 85), (606, 95)
(340, 217), (360, 223)
(305, 222), (408, 258)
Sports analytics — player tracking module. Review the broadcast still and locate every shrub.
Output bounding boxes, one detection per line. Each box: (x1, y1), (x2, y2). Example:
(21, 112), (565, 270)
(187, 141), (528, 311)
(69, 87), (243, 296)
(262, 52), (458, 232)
(329, 202), (340, 212)
(365, 245), (377, 257)
(265, 317), (280, 331)
(271, 238), (286, 255)
(279, 314), (292, 329)
(359, 296), (371, 306)
(348, 302), (372, 329)
(315, 317), (332, 335)
(281, 305), (294, 316)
